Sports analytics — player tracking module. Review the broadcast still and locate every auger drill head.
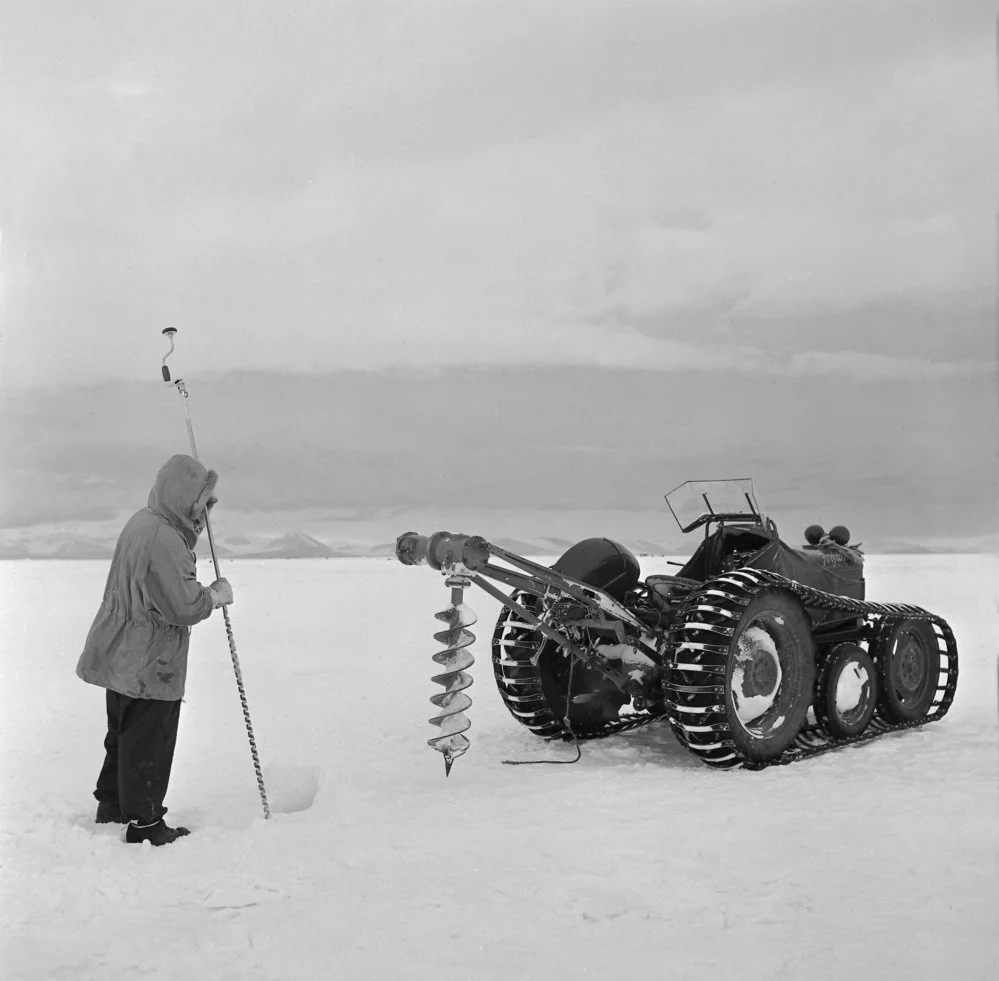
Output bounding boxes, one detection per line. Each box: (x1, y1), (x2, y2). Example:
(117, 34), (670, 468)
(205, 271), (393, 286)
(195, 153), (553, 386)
(395, 534), (483, 776)
(396, 531), (490, 572)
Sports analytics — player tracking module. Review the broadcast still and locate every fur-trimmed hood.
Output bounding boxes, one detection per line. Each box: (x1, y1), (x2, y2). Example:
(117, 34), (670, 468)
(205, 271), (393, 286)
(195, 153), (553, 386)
(147, 455), (218, 550)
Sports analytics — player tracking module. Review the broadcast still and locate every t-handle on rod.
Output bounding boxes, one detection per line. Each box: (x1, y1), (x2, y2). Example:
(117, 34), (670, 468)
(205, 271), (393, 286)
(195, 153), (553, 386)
(160, 328), (202, 495)
(161, 327), (177, 382)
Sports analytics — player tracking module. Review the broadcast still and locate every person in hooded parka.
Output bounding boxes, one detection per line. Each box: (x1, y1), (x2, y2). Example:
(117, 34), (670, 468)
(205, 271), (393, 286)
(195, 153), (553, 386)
(77, 454), (234, 846)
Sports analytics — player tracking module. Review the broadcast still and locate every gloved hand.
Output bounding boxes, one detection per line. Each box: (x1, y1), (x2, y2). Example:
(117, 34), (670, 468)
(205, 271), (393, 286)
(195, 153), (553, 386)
(208, 577), (234, 609)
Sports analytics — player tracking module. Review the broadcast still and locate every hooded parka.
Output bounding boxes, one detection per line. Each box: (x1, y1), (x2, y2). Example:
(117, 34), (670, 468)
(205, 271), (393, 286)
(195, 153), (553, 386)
(76, 455), (218, 700)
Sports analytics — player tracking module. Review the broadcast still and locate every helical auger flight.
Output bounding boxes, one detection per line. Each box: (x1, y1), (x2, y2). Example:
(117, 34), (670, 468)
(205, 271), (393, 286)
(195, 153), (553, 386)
(430, 574), (477, 776)
(396, 531), (489, 776)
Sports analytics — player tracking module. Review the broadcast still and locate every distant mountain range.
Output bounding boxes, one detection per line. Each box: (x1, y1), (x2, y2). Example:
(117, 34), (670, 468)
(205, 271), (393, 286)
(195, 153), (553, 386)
(0, 529), (992, 561)
(228, 532), (339, 559)
(0, 536), (113, 560)
(0, 540), (33, 560)
(0, 529), (676, 561)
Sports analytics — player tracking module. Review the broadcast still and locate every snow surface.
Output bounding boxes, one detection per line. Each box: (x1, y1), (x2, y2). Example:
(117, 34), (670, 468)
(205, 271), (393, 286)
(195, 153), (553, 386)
(1, 554), (997, 981)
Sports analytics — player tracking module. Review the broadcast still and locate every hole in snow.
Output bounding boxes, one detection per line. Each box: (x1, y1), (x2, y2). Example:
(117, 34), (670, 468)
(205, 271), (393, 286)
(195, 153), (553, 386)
(264, 764), (321, 814)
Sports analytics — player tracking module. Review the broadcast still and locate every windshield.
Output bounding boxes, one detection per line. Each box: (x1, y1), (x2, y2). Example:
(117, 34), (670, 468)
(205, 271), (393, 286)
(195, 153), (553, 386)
(664, 478), (764, 533)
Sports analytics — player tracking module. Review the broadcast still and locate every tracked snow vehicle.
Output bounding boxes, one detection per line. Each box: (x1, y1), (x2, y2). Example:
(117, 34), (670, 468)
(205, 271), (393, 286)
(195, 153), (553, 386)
(396, 479), (958, 770)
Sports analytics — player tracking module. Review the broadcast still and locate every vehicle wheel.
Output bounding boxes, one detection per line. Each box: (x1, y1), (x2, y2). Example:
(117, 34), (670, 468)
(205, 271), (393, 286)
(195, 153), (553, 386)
(814, 643), (878, 739)
(536, 639), (628, 735)
(875, 619), (939, 723)
(724, 587), (816, 763)
(491, 594), (626, 738)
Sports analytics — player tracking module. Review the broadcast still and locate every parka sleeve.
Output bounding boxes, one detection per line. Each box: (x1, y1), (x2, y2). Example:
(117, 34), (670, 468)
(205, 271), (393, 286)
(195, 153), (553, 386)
(144, 528), (215, 627)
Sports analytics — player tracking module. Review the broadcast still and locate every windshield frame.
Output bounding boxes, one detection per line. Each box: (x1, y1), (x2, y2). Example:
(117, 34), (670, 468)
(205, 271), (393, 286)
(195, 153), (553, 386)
(664, 478), (765, 533)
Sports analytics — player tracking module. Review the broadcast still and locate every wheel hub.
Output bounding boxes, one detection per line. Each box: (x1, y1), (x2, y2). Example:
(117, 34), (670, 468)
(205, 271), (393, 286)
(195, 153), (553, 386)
(834, 662), (870, 717)
(732, 625), (783, 726)
(897, 639), (926, 693)
(745, 649), (779, 696)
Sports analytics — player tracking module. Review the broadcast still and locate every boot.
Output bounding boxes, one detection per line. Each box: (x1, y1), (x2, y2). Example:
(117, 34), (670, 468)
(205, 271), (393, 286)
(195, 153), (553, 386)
(95, 801), (127, 824)
(125, 819), (190, 846)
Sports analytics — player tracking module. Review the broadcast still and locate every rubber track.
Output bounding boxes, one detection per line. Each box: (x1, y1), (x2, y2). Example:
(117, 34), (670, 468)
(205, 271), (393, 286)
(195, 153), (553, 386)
(491, 572), (959, 770)
(665, 569), (959, 770)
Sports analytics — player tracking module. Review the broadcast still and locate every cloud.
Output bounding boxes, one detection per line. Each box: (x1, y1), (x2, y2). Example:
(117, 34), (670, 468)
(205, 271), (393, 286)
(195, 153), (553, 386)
(2, 363), (996, 543)
(213, 322), (988, 381)
(777, 350), (995, 381)
(0, 1), (993, 388)
(0, 498), (121, 530)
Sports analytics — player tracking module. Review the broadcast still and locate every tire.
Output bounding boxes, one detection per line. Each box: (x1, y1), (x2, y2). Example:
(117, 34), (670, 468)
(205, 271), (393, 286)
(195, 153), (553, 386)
(491, 594), (563, 738)
(875, 619), (939, 723)
(491, 593), (628, 737)
(491, 538), (634, 738)
(723, 587), (817, 763)
(535, 638), (628, 735)
(814, 643), (878, 739)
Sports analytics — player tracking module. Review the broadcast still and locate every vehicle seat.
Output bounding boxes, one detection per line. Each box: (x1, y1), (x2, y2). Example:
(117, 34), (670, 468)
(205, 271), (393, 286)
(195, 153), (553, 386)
(678, 525), (773, 581)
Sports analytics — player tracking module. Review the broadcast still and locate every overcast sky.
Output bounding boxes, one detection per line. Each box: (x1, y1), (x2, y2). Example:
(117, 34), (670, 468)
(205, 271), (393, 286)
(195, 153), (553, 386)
(1, 0), (996, 545)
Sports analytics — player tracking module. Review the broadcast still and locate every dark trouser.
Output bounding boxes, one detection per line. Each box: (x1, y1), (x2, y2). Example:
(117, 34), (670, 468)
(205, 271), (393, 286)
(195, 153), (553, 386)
(94, 690), (181, 824)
